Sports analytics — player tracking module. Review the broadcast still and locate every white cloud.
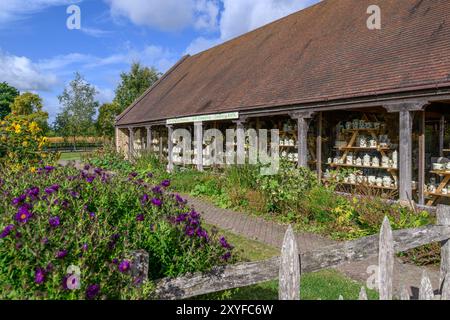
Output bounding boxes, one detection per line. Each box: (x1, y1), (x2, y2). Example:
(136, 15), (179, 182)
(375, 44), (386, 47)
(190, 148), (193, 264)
(95, 87), (115, 104)
(186, 0), (320, 54)
(0, 51), (58, 91)
(0, 0), (80, 26)
(105, 0), (220, 32)
(81, 27), (113, 38)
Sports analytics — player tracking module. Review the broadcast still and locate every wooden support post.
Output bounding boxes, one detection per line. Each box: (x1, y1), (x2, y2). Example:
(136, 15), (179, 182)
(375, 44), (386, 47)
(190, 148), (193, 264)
(195, 122), (203, 171)
(385, 101), (427, 203)
(279, 225), (300, 300)
(316, 112), (323, 179)
(437, 205), (450, 293)
(291, 112), (314, 168)
(146, 126), (152, 152)
(159, 128), (163, 160)
(378, 216), (394, 300)
(128, 127), (135, 159)
(419, 270), (434, 300)
(440, 115), (445, 157)
(167, 125), (174, 172)
(418, 111), (426, 205)
(399, 110), (413, 202)
(235, 120), (246, 165)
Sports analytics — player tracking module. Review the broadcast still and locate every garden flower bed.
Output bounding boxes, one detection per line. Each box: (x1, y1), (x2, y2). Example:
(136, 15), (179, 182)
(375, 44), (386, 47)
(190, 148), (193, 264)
(0, 164), (234, 300)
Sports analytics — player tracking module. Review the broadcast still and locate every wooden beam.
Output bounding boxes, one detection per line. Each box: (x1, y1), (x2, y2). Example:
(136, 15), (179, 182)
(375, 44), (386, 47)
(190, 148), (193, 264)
(146, 125), (152, 152)
(418, 111), (426, 205)
(128, 127), (134, 159)
(316, 112), (323, 179)
(166, 125), (174, 172)
(398, 110), (413, 202)
(194, 122), (203, 171)
(440, 115), (445, 157)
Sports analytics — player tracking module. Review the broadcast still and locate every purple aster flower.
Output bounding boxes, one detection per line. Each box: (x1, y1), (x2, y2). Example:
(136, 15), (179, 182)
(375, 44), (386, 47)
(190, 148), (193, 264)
(175, 194), (184, 203)
(197, 228), (209, 241)
(44, 166), (55, 173)
(69, 190), (79, 198)
(35, 268), (45, 284)
(136, 214), (145, 222)
(15, 242), (22, 250)
(26, 187), (40, 200)
(49, 216), (60, 228)
(41, 237), (49, 245)
(86, 175), (95, 183)
(219, 237), (232, 249)
(190, 210), (200, 219)
(130, 172), (138, 178)
(15, 205), (32, 224)
(151, 198), (162, 207)
(176, 213), (188, 223)
(118, 260), (131, 273)
(56, 249), (68, 259)
(141, 194), (149, 205)
(151, 186), (162, 194)
(147, 173), (153, 178)
(161, 179), (171, 187)
(0, 224), (14, 239)
(89, 212), (96, 219)
(221, 252), (232, 261)
(86, 284), (100, 300)
(12, 194), (26, 206)
(15, 231), (22, 239)
(46, 263), (54, 273)
(185, 226), (195, 237)
(84, 164), (91, 171)
(94, 168), (102, 175)
(112, 258), (119, 265)
(82, 243), (88, 251)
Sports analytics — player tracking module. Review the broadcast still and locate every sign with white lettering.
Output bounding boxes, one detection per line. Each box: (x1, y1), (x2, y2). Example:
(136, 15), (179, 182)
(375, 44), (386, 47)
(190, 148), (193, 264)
(167, 112), (239, 125)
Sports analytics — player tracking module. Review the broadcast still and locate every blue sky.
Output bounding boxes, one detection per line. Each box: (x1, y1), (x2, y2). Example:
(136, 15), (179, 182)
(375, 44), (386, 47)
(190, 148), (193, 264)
(0, 0), (319, 122)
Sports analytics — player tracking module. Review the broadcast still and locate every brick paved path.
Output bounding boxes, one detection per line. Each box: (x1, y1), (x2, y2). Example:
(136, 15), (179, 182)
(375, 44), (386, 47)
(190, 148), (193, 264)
(184, 194), (442, 299)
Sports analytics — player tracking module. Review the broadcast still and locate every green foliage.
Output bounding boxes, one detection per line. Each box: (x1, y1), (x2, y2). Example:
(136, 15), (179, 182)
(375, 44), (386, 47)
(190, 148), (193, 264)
(0, 82), (19, 119)
(114, 63), (160, 113)
(0, 164), (234, 299)
(96, 103), (121, 138)
(257, 160), (319, 214)
(54, 73), (99, 139)
(85, 144), (133, 173)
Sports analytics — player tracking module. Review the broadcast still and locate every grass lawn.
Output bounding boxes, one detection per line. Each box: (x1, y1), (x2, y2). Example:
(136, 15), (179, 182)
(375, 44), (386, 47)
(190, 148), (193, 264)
(59, 152), (86, 161)
(201, 226), (379, 300)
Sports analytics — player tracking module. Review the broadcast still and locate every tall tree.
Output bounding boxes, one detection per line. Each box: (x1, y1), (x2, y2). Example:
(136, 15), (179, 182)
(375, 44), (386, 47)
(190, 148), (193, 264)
(54, 73), (99, 144)
(10, 92), (43, 115)
(96, 102), (121, 138)
(11, 92), (49, 134)
(114, 62), (160, 112)
(0, 82), (20, 119)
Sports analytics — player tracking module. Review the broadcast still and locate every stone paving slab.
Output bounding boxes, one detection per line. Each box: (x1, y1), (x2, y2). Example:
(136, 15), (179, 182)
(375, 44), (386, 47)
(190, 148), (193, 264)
(184, 194), (442, 300)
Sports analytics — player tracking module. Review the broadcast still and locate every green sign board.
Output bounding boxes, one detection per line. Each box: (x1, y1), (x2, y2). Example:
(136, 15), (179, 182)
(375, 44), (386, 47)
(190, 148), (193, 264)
(166, 112), (239, 125)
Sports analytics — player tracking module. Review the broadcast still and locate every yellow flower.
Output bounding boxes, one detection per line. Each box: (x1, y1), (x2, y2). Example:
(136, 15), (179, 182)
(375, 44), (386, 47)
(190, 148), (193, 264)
(29, 122), (40, 134)
(30, 167), (36, 173)
(13, 123), (21, 134)
(22, 141), (29, 147)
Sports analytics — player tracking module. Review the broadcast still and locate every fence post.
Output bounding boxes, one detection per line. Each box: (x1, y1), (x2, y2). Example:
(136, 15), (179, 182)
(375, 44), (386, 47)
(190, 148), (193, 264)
(279, 225), (301, 300)
(378, 216), (394, 300)
(400, 286), (410, 300)
(131, 250), (149, 287)
(419, 270), (434, 300)
(358, 287), (368, 300)
(437, 205), (450, 293)
(442, 273), (450, 300)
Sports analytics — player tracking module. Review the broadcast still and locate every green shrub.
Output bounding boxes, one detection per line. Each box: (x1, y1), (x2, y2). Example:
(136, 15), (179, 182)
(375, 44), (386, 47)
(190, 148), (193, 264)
(0, 164), (234, 300)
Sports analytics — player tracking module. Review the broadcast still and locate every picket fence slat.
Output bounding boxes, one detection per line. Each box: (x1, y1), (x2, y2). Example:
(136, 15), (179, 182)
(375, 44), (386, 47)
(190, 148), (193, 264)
(279, 225), (300, 300)
(419, 271), (434, 300)
(437, 205), (450, 291)
(441, 273), (450, 300)
(378, 217), (394, 300)
(400, 286), (410, 300)
(358, 287), (368, 300)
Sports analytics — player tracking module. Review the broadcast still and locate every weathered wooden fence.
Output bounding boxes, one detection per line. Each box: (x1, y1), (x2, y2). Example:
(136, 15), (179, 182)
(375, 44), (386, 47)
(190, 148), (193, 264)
(135, 205), (450, 300)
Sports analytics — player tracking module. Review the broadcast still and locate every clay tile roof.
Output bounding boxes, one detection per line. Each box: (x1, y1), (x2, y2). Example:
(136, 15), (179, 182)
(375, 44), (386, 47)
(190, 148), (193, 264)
(116, 0), (450, 126)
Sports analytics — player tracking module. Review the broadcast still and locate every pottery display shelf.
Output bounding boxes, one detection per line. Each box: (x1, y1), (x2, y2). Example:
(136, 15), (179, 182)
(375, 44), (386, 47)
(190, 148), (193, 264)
(321, 178), (399, 191)
(425, 170), (450, 206)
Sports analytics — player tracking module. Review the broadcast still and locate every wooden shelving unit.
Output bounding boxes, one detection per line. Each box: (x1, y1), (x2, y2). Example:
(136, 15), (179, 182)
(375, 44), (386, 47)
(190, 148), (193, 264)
(426, 170), (450, 206)
(326, 114), (399, 191)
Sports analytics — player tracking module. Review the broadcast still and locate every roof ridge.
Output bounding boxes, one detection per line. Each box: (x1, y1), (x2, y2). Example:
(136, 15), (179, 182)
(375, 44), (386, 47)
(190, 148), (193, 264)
(115, 54), (191, 124)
